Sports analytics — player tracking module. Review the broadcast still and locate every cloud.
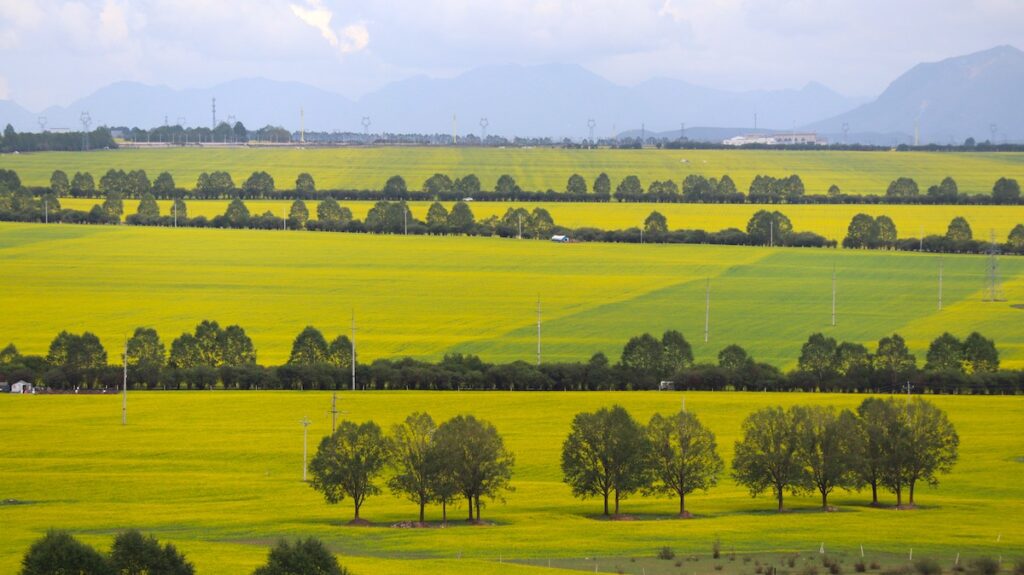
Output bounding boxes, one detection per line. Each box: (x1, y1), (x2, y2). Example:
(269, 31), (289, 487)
(289, 0), (368, 54)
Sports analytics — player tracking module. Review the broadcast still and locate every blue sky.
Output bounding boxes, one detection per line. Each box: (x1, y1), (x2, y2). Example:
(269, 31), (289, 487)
(1, 0), (1022, 110)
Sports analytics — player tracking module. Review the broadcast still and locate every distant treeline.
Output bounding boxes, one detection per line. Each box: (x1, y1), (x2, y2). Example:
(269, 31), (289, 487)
(3, 323), (1021, 394)
(842, 213), (1024, 255)
(0, 125), (117, 152)
(3, 165), (1024, 205)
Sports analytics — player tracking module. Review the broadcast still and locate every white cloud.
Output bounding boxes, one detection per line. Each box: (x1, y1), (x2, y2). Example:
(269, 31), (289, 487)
(289, 0), (368, 55)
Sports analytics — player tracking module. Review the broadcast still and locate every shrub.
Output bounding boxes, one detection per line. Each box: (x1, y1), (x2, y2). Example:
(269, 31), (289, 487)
(855, 561), (867, 573)
(870, 562), (881, 571)
(968, 557), (999, 575)
(915, 558), (942, 575)
(20, 530), (112, 575)
(252, 538), (348, 575)
(658, 547), (676, 560)
(109, 529), (194, 575)
(713, 537), (722, 559)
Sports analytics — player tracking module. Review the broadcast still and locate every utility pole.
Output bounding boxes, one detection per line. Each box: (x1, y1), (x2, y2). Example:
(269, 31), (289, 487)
(351, 310), (357, 391)
(831, 264), (837, 327)
(122, 337), (128, 426)
(44, 199), (48, 224)
(536, 296), (542, 367)
(704, 278), (710, 343)
(300, 417), (311, 481)
(938, 257), (943, 310)
(173, 200), (177, 228)
(329, 393), (339, 432)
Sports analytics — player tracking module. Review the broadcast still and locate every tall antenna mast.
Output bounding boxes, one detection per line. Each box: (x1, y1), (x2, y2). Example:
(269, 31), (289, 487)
(351, 310), (357, 390)
(122, 336), (128, 425)
(938, 257), (944, 310)
(452, 113), (458, 145)
(211, 97), (217, 129)
(704, 278), (710, 343)
(831, 264), (837, 327)
(536, 296), (542, 367)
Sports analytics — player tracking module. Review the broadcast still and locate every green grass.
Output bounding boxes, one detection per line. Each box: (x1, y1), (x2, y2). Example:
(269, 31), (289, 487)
(1, 392), (1021, 574)
(4, 147), (1024, 195)
(57, 198), (1024, 242)
(2, 222), (1023, 369)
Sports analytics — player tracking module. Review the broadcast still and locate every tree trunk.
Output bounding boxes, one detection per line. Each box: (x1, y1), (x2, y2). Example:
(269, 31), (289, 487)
(777, 488), (784, 512)
(442, 500), (447, 525)
(419, 497), (425, 523)
(679, 492), (686, 516)
(475, 495), (481, 521)
(909, 480), (915, 506)
(467, 495), (474, 520)
(895, 485), (902, 507)
(603, 491), (609, 516)
(354, 500), (361, 520)
(870, 481), (878, 505)
(614, 490), (620, 515)
(821, 489), (828, 510)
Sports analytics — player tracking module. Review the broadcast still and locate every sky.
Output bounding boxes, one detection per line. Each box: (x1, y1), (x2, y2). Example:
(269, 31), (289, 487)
(1, 0), (1023, 111)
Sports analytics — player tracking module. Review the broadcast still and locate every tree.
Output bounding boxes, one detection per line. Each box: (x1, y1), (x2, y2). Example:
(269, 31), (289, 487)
(660, 330), (693, 375)
(962, 331), (998, 373)
(614, 175), (643, 202)
(47, 331), (107, 380)
(447, 201), (476, 233)
(798, 333), (839, 386)
(289, 326), (329, 365)
(886, 177), (919, 198)
(495, 174), (518, 196)
(100, 169), (129, 197)
(426, 201), (449, 230)
(852, 397), (898, 505)
(109, 529), (194, 575)
(221, 325), (256, 366)
(682, 175), (712, 202)
(327, 335), (353, 370)
(875, 215), (898, 247)
(102, 191), (124, 220)
(289, 199), (309, 229)
(924, 332), (963, 372)
(645, 410), (723, 516)
(827, 184), (841, 197)
(926, 177), (958, 203)
(295, 173), (316, 195)
(388, 412), (437, 522)
(793, 406), (858, 509)
(317, 197), (351, 225)
(561, 405), (649, 515)
(433, 415), (514, 521)
(127, 170), (151, 198)
(243, 171), (275, 197)
(873, 334), (916, 390)
(945, 216), (972, 241)
(900, 398), (958, 506)
(50, 170), (70, 197)
(225, 198), (250, 226)
(19, 530), (112, 575)
(233, 121), (248, 142)
(567, 173), (587, 194)
(746, 210), (792, 246)
(423, 173), (453, 197)
(309, 420), (391, 521)
(718, 344), (753, 371)
(844, 214), (878, 248)
(593, 172), (611, 195)
(620, 333), (662, 378)
(836, 342), (870, 379)
(454, 174), (481, 196)
(992, 177), (1020, 204)
(252, 538), (347, 575)
(153, 172), (176, 196)
(71, 171), (96, 196)
(126, 327), (166, 387)
(136, 193), (161, 224)
(383, 175), (407, 199)
(732, 406), (806, 511)
(171, 198), (187, 221)
(644, 211), (668, 234)
(1008, 224), (1024, 250)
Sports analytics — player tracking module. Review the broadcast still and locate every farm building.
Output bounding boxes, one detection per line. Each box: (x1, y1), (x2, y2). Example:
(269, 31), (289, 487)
(550, 235), (570, 243)
(723, 132), (824, 146)
(10, 380), (34, 394)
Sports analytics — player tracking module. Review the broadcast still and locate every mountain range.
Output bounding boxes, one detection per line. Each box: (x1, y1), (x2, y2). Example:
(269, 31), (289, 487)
(1, 46), (1020, 144)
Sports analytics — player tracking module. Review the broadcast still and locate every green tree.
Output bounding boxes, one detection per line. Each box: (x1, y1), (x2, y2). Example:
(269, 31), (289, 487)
(682, 174), (712, 202)
(561, 405), (650, 515)
(71, 171), (96, 196)
(19, 530), (112, 575)
(567, 173), (587, 194)
(962, 331), (998, 373)
(746, 210), (792, 246)
(433, 415), (514, 521)
(289, 326), (329, 365)
(225, 198), (250, 226)
(423, 173), (453, 197)
(495, 174), (518, 196)
(992, 177), (1020, 204)
(926, 177), (958, 203)
(426, 201), (449, 230)
(289, 199), (309, 229)
(50, 170), (70, 197)
(852, 397), (898, 505)
(886, 177), (919, 198)
(102, 191), (124, 220)
(732, 406), (806, 511)
(798, 333), (839, 386)
(718, 344), (753, 371)
(126, 327), (166, 387)
(316, 197), (351, 225)
(645, 410), (723, 516)
(243, 171), (275, 197)
(454, 174), (481, 196)
(845, 213), (878, 248)
(153, 172), (176, 196)
(827, 184), (841, 197)
(327, 335), (353, 371)
(620, 333), (663, 377)
(660, 330), (693, 375)
(528, 207), (554, 238)
(945, 216), (972, 241)
(252, 538), (347, 575)
(171, 198), (187, 222)
(100, 169), (129, 197)
(221, 325), (256, 366)
(295, 173), (316, 195)
(447, 201), (476, 233)
(836, 342), (871, 379)
(127, 170), (151, 198)
(1008, 224), (1024, 250)
(383, 175), (408, 199)
(613, 175), (643, 202)
(644, 210), (668, 234)
(793, 406), (858, 509)
(924, 332), (963, 372)
(109, 529), (194, 575)
(873, 334), (916, 390)
(593, 172), (611, 195)
(136, 193), (160, 224)
(875, 215), (898, 247)
(388, 412), (437, 522)
(309, 420), (391, 521)
(901, 398), (959, 506)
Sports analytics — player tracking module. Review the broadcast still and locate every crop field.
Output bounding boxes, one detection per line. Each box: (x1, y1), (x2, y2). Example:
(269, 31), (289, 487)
(2, 222), (1024, 368)
(1, 392), (1021, 574)
(58, 197), (1024, 241)
(3, 147), (1024, 195)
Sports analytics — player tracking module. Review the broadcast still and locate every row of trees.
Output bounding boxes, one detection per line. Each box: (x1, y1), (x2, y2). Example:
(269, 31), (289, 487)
(844, 212), (1024, 254)
(10, 165), (1024, 205)
(0, 124), (116, 153)
(3, 324), (1017, 394)
(561, 398), (958, 517)
(309, 413), (514, 523)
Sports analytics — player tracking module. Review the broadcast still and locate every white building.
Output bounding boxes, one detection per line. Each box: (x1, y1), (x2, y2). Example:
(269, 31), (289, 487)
(723, 132), (824, 146)
(10, 380), (33, 394)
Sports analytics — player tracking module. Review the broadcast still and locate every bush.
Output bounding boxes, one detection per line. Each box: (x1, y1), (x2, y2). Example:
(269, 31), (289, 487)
(252, 538), (348, 575)
(968, 558), (999, 575)
(713, 537), (721, 559)
(658, 547), (676, 560)
(915, 558), (942, 575)
(109, 529), (194, 575)
(20, 530), (112, 575)
(855, 561), (867, 573)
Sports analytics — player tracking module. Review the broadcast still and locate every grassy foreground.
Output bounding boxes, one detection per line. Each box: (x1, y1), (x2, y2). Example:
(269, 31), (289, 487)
(4, 147), (1024, 195)
(58, 197), (1024, 242)
(1, 392), (1021, 574)
(2, 222), (1023, 368)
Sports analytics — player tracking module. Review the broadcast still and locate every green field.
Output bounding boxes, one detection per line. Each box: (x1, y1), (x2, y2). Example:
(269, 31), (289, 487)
(59, 197), (1024, 242)
(2, 222), (1023, 368)
(1, 392), (1021, 574)
(4, 147), (1024, 195)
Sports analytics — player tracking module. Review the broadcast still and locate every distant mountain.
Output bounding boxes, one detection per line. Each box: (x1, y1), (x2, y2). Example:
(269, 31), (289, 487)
(808, 45), (1024, 144)
(2, 64), (864, 138)
(0, 100), (35, 131)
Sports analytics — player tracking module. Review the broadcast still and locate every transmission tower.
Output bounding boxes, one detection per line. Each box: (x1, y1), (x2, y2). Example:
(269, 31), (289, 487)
(842, 122), (849, 144)
(479, 117), (489, 141)
(587, 118), (596, 146)
(985, 229), (1003, 302)
(211, 97), (217, 129)
(37, 116), (47, 133)
(361, 116), (371, 143)
(80, 111), (92, 151)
